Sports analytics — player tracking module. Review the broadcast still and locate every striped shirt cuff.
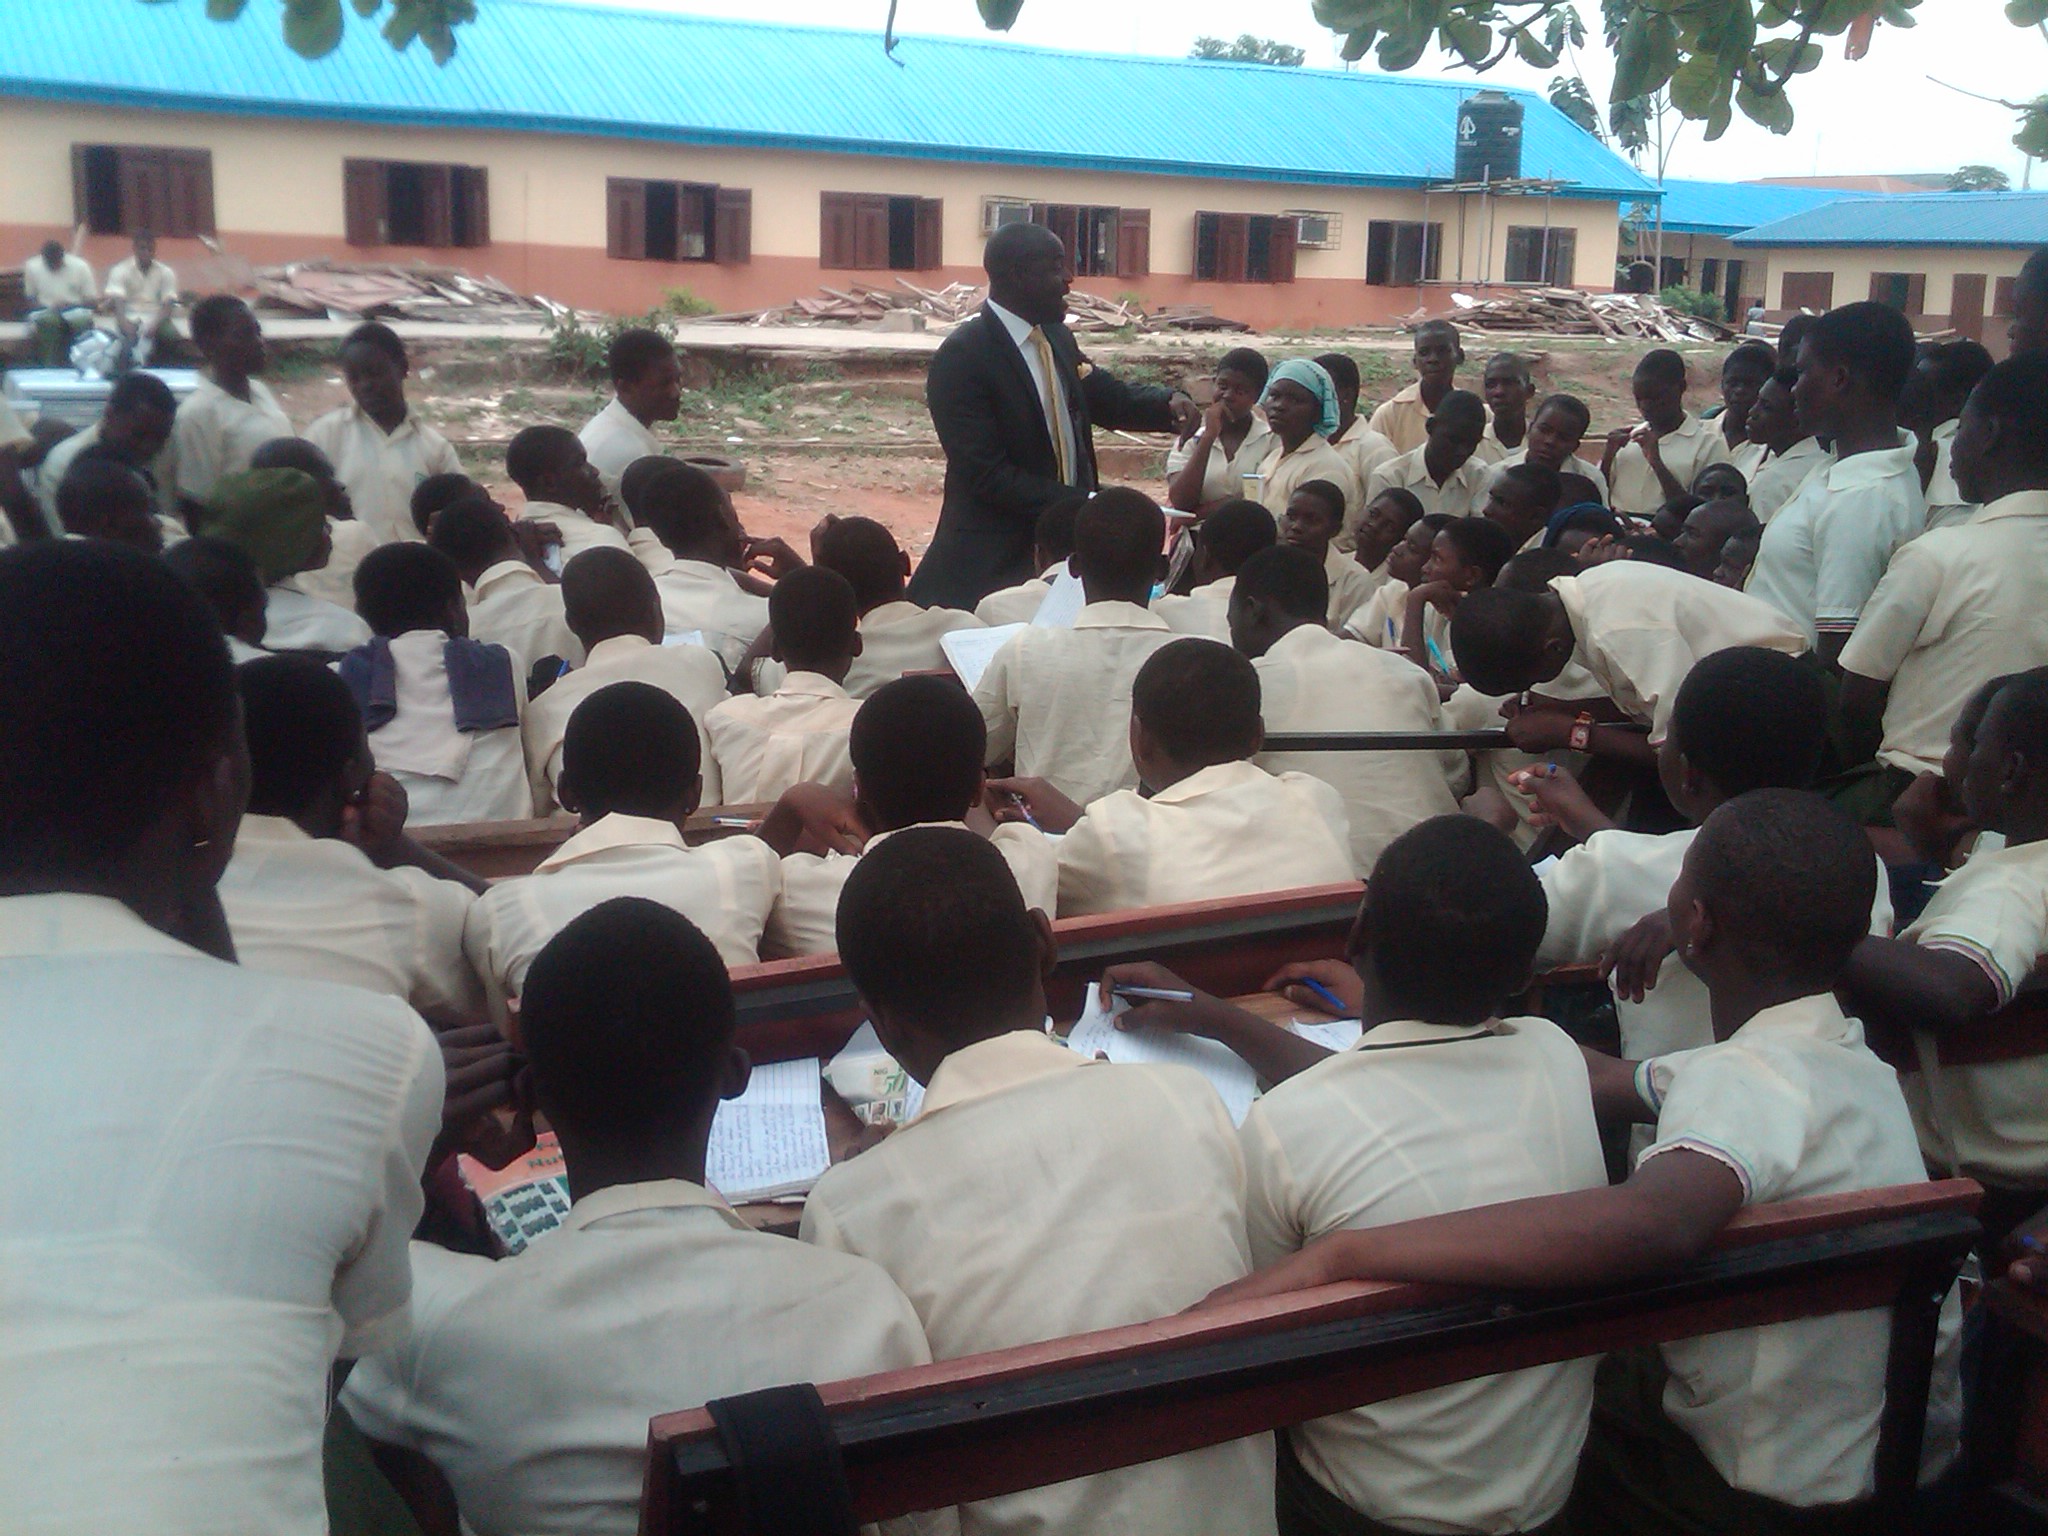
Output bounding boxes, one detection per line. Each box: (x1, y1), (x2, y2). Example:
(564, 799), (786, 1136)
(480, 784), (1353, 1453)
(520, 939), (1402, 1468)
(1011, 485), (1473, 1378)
(1918, 935), (2017, 1008)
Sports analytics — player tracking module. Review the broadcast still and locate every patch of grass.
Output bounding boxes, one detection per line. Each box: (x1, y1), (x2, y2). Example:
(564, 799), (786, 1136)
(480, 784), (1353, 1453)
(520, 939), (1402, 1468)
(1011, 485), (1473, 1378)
(500, 387), (538, 415)
(662, 287), (717, 318)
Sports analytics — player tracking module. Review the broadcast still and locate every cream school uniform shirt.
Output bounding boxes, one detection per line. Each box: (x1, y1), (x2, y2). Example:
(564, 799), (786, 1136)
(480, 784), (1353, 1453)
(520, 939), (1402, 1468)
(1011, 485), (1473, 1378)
(638, 548), (770, 671)
(1551, 563), (1808, 744)
(167, 374), (292, 505)
(1898, 837), (2048, 1187)
(0, 892), (441, 1536)
(367, 630), (533, 827)
(766, 820), (1059, 958)
(1253, 623), (1461, 878)
(1838, 491), (2048, 776)
(1330, 417), (1397, 547)
(1366, 381), (1446, 457)
(578, 395), (662, 499)
(219, 815), (482, 1017)
(1324, 545), (1380, 628)
(264, 579), (373, 654)
(1153, 573), (1235, 641)
(1054, 759), (1353, 917)
(1241, 1016), (1606, 1532)
(1607, 413), (1733, 518)
(1165, 416), (1275, 504)
(1636, 993), (1959, 1506)
(105, 255), (177, 324)
(801, 1031), (1279, 1536)
(464, 812), (780, 1015)
(756, 600), (985, 700)
(1746, 437), (1830, 524)
(1481, 447), (1609, 502)
(705, 671), (861, 804)
(22, 251), (97, 309)
(974, 563), (1061, 626)
(1744, 434), (1926, 648)
(469, 559), (582, 674)
(971, 599), (1178, 808)
(1923, 419), (1975, 532)
(1256, 434), (1362, 527)
(306, 404), (464, 547)
(521, 499), (631, 567)
(522, 634), (729, 812)
(342, 1196), (949, 1536)
(1368, 444), (1489, 520)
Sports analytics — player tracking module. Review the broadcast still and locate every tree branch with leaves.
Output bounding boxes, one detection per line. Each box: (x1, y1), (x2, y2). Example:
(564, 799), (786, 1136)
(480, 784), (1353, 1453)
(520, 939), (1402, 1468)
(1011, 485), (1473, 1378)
(140, 0), (477, 63)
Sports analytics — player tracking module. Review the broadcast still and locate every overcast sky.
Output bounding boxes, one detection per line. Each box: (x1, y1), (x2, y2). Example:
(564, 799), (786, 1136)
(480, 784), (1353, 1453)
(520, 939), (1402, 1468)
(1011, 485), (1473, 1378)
(552, 0), (2041, 185)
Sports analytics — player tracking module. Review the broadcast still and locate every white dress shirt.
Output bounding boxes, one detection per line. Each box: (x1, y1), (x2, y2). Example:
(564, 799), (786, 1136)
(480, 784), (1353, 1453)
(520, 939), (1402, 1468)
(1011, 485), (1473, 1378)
(468, 559), (583, 675)
(366, 629), (533, 826)
(1054, 759), (1354, 917)
(971, 599), (1178, 808)
(219, 814), (482, 1016)
(1922, 419), (1976, 531)
(578, 396), (664, 499)
(342, 1195), (946, 1536)
(1330, 418), (1398, 546)
(802, 1030), (1279, 1536)
(1324, 545), (1382, 628)
(1746, 434), (1926, 647)
(705, 672), (862, 804)
(263, 579), (373, 654)
(973, 563), (1061, 627)
(0, 891), (441, 1536)
(105, 256), (178, 325)
(306, 404), (464, 547)
(34, 420), (174, 524)
(290, 517), (382, 612)
(1152, 574), (1235, 641)
(1607, 413), (1733, 518)
(1253, 624), (1462, 878)
(168, 374), (293, 506)
(523, 634), (730, 811)
(1746, 437), (1831, 524)
(465, 812), (781, 1015)
(986, 298), (1079, 484)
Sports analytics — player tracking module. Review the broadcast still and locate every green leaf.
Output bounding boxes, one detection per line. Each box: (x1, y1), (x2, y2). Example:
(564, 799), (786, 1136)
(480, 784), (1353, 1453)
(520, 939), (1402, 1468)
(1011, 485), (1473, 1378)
(1339, 24), (1382, 60)
(977, 0), (1026, 28)
(383, 7), (420, 50)
(1879, 0), (1917, 25)
(1754, 36), (1822, 75)
(1612, 12), (1680, 103)
(1514, 26), (1561, 66)
(1667, 50), (1722, 117)
(204, 0), (247, 18)
(1441, 17), (1493, 63)
(351, 0), (381, 17)
(1376, 18), (1435, 73)
(282, 0), (345, 58)
(1703, 78), (1735, 139)
(2008, 0), (2048, 24)
(1736, 77), (1796, 133)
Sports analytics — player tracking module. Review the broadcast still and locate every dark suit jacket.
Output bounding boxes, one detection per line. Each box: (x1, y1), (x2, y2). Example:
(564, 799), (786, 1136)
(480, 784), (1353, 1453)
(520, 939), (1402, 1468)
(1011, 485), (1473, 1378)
(908, 304), (1175, 610)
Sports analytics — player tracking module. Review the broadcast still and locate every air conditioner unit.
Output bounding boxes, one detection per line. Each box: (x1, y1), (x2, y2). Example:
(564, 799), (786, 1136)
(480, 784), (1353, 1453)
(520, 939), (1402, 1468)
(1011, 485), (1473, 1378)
(1287, 211), (1341, 250)
(981, 198), (1034, 235)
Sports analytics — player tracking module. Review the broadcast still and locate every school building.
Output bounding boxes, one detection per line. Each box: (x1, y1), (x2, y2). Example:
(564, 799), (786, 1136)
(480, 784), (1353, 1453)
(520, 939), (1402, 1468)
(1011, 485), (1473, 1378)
(1622, 179), (1884, 322)
(0, 0), (1654, 330)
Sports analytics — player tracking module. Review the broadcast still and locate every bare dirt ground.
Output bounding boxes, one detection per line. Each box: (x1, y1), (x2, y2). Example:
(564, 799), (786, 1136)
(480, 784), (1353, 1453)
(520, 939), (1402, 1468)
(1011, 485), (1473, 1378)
(268, 328), (1726, 562)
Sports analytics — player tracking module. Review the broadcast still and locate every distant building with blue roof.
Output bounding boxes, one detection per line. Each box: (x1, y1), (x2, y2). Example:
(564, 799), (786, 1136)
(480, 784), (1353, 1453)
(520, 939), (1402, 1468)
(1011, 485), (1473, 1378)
(0, 0), (1652, 324)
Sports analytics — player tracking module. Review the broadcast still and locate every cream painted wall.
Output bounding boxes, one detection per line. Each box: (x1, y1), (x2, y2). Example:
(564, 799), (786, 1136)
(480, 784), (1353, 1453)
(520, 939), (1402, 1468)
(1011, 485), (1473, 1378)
(1755, 244), (2032, 314)
(1, 97), (1620, 287)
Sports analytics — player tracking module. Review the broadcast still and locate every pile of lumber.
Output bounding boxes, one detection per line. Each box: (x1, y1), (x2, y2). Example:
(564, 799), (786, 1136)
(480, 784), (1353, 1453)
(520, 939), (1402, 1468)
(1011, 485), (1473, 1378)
(250, 259), (569, 323)
(703, 279), (1246, 333)
(1440, 287), (1737, 342)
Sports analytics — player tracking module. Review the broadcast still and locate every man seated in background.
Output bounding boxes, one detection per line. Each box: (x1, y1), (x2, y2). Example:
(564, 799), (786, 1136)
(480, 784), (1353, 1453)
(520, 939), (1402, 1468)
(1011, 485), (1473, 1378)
(578, 327), (682, 500)
(22, 239), (97, 366)
(104, 231), (180, 366)
(705, 566), (865, 803)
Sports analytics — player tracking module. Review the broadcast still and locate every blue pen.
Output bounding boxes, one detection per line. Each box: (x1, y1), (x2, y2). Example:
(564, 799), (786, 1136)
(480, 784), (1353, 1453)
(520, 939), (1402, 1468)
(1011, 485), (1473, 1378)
(1297, 977), (1352, 1016)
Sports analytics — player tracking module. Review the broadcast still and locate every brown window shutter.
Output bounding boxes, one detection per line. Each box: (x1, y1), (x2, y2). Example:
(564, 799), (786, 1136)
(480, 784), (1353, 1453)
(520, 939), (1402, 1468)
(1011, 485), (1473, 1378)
(344, 160), (387, 247)
(853, 195), (889, 270)
(71, 145), (93, 232)
(914, 198), (944, 271)
(169, 150), (215, 238)
(820, 192), (852, 268)
(459, 166), (489, 248)
(1783, 271), (1833, 310)
(1995, 276), (2017, 316)
(1218, 213), (1250, 284)
(1115, 208), (1150, 278)
(1267, 214), (1297, 283)
(608, 178), (648, 260)
(714, 186), (752, 264)
(1194, 211), (1219, 281)
(1043, 204), (1078, 263)
(117, 149), (168, 239)
(1547, 229), (1576, 286)
(1906, 272), (1926, 315)
(420, 164), (455, 248)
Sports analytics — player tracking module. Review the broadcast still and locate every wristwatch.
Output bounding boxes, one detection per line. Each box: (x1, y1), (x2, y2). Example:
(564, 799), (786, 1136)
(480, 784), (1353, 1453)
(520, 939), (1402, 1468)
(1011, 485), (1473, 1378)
(1568, 712), (1597, 752)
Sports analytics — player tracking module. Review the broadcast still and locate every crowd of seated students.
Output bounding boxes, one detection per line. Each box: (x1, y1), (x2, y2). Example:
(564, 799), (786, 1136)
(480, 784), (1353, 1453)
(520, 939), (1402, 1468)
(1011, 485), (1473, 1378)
(8, 243), (2048, 1536)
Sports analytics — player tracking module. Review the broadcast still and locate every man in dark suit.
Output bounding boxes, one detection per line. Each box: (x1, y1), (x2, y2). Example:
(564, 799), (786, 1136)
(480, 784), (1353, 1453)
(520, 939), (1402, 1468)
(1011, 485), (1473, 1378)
(908, 224), (1196, 610)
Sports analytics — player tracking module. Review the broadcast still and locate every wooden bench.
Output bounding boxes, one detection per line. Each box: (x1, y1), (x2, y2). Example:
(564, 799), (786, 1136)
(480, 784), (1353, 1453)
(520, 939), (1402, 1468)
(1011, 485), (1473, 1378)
(641, 1180), (1981, 1534)
(412, 805), (775, 881)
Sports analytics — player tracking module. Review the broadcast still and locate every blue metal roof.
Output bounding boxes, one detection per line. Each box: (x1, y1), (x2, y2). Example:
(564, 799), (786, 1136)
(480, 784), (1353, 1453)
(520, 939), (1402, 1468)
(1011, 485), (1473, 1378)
(1632, 179), (1882, 238)
(0, 0), (1655, 200)
(1730, 191), (2048, 248)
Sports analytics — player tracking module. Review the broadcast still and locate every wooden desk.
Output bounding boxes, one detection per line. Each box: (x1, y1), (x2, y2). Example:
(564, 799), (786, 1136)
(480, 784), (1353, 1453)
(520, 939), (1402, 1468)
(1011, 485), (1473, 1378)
(412, 805), (774, 881)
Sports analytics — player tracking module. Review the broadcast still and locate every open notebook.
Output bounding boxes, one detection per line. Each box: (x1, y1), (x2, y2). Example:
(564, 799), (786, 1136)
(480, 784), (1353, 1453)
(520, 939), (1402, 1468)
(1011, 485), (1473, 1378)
(940, 623), (1024, 691)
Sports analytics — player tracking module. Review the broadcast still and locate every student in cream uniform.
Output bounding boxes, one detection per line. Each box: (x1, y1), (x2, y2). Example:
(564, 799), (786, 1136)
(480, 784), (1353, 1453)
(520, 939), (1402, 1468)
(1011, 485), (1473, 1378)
(203, 466), (373, 658)
(1152, 498), (1275, 641)
(104, 232), (179, 364)
(803, 828), (1280, 1536)
(763, 678), (1057, 958)
(1600, 349), (1733, 519)
(1366, 320), (1471, 456)
(1365, 388), (1491, 521)
(1233, 547), (1460, 879)
(169, 296), (293, 512)
(466, 683), (780, 1020)
(577, 327), (681, 500)
(523, 549), (727, 813)
(1313, 352), (1396, 547)
(219, 658), (486, 1017)
(973, 492), (1084, 626)
(506, 425), (631, 566)
(306, 323), (464, 547)
(627, 458), (774, 671)
(1480, 392), (1610, 503)
(1165, 347), (1274, 513)
(245, 435), (384, 618)
(345, 898), (947, 1536)
(998, 639), (1353, 918)
(705, 567), (864, 804)
(1253, 360), (1361, 525)
(1740, 368), (1829, 524)
(1277, 479), (1377, 627)
(428, 495), (583, 673)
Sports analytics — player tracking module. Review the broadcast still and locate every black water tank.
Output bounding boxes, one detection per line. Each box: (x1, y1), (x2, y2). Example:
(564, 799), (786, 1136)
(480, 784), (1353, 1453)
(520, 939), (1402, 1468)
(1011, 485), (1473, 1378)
(1455, 91), (1524, 183)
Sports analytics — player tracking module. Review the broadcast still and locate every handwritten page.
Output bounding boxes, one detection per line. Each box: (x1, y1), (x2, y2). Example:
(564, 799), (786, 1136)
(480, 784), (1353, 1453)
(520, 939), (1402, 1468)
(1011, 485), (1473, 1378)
(1289, 1018), (1364, 1053)
(707, 1057), (832, 1204)
(1029, 564), (1086, 628)
(1066, 986), (1260, 1125)
(941, 623), (1025, 691)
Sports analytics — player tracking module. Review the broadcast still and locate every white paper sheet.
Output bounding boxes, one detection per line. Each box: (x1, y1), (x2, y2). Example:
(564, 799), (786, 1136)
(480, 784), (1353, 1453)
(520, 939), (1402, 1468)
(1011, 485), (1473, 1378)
(1288, 1018), (1364, 1053)
(1065, 986), (1260, 1125)
(661, 629), (707, 650)
(941, 622), (1025, 691)
(1029, 564), (1086, 628)
(707, 1057), (832, 1203)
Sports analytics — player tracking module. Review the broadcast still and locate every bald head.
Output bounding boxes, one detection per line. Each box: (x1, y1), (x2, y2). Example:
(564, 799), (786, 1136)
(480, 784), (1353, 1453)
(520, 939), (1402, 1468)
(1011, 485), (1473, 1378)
(984, 221), (1069, 327)
(562, 547), (664, 651)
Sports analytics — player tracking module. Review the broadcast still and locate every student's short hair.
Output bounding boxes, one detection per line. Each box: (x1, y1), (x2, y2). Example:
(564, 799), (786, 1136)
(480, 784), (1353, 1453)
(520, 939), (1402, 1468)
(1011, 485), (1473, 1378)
(619, 455), (679, 522)
(1430, 389), (1487, 435)
(1218, 347), (1271, 391)
(1288, 480), (1346, 527)
(1414, 319), (1460, 349)
(1495, 462), (1562, 518)
(188, 294), (249, 350)
(852, 676), (986, 827)
(239, 656), (363, 817)
(814, 517), (905, 609)
(636, 461), (729, 551)
(1547, 503), (1621, 546)
(164, 534), (266, 634)
(0, 542), (236, 882)
(341, 321), (408, 373)
(248, 436), (336, 484)
(411, 472), (483, 538)
(769, 565), (859, 662)
(1415, 510), (1457, 540)
(1777, 312), (1819, 363)
(1922, 339), (1996, 404)
(1312, 351), (1359, 395)
(1072, 486), (1165, 592)
(1497, 548), (1579, 592)
(608, 327), (675, 386)
(1633, 349), (1687, 389)
(561, 680), (700, 813)
(1807, 301), (1918, 401)
(353, 542), (463, 637)
(1357, 816), (1546, 1025)
(56, 457), (153, 536)
(1133, 638), (1261, 763)
(106, 371), (177, 418)
(1484, 351), (1532, 384)
(427, 497), (517, 569)
(1367, 486), (1427, 531)
(1446, 585), (1551, 696)
(1691, 463), (1748, 501)
(1555, 473), (1605, 512)
(562, 546), (659, 638)
(837, 826), (1042, 1031)
(520, 896), (735, 1140)
(1621, 535), (1688, 570)
(1439, 515), (1515, 583)
(1533, 393), (1592, 436)
(1234, 543), (1327, 621)
(1201, 498), (1279, 570)
(2019, 247), (2048, 305)
(1967, 353), (2048, 474)
(1984, 668), (2048, 765)
(1688, 790), (1875, 978)
(505, 425), (581, 493)
(1721, 340), (1777, 379)
(1666, 647), (1827, 796)
(1035, 491), (1086, 562)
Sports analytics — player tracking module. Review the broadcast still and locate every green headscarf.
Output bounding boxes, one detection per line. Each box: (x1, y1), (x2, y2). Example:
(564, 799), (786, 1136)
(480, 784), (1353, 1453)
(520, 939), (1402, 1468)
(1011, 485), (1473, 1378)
(203, 468), (326, 586)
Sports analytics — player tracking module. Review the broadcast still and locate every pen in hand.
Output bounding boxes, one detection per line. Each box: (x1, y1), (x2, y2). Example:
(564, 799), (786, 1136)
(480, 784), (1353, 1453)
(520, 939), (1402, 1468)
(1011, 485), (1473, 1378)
(1296, 977), (1353, 1017)
(1112, 984), (1196, 1004)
